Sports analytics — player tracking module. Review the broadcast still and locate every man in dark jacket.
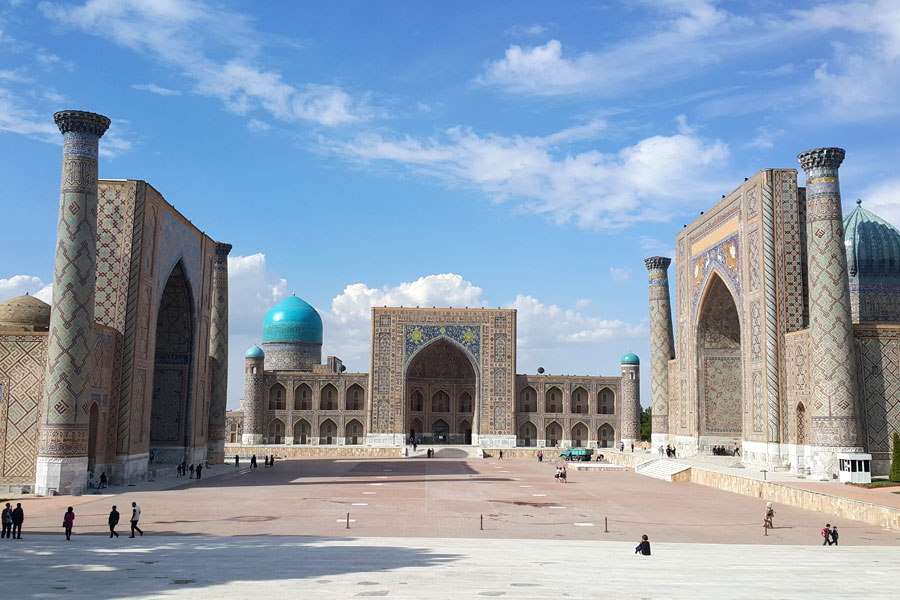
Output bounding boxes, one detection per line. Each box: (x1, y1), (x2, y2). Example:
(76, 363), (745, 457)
(108, 506), (120, 538)
(1, 503), (12, 538)
(11, 503), (24, 539)
(830, 526), (839, 545)
(635, 534), (651, 555)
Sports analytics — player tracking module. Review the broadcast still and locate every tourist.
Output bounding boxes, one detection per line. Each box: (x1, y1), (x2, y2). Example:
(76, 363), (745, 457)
(251, 454), (257, 469)
(108, 505), (120, 538)
(270, 455), (275, 466)
(196, 463), (202, 479)
(537, 450), (543, 462)
(831, 526), (839, 545)
(658, 445), (664, 457)
(822, 523), (832, 545)
(560, 466), (567, 484)
(672, 446), (677, 458)
(555, 466), (561, 482)
(499, 450), (503, 460)
(99, 471), (108, 488)
(635, 534), (651, 556)
(734, 444), (740, 456)
(189, 464), (195, 478)
(130, 502), (143, 537)
(631, 443), (634, 453)
(11, 503), (23, 539)
(63, 507), (75, 541)
(1, 502), (11, 539)
(235, 455), (239, 468)
(763, 502), (775, 535)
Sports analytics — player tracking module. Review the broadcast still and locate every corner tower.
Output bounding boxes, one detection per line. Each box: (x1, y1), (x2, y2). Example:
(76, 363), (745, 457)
(242, 345), (265, 445)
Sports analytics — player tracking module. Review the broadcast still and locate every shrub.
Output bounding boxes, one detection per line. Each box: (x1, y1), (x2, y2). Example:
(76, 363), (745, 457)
(890, 431), (900, 483)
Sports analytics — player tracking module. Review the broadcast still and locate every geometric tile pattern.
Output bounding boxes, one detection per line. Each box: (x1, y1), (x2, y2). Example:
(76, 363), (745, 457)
(857, 332), (900, 461)
(0, 336), (47, 481)
(645, 257), (674, 434)
(207, 243), (231, 454)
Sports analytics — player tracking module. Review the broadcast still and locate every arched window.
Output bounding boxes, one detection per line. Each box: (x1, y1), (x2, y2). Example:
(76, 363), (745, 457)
(545, 387), (562, 413)
(598, 424), (615, 448)
(293, 419), (311, 444)
(268, 384), (285, 410)
(571, 422), (588, 447)
(546, 422), (562, 446)
(346, 384), (364, 410)
(320, 419), (337, 444)
(518, 421), (537, 446)
(571, 387), (588, 414)
(518, 387), (536, 412)
(598, 388), (615, 415)
(346, 419), (364, 444)
(432, 390), (450, 413)
(410, 390), (424, 412)
(458, 391), (473, 413)
(267, 419), (285, 444)
(295, 384), (312, 410)
(320, 384), (337, 410)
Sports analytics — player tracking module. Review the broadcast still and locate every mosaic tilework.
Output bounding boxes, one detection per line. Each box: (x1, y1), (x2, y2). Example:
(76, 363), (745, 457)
(645, 257), (674, 434)
(405, 325), (481, 364)
(697, 275), (742, 435)
(0, 335), (47, 481)
(208, 243), (231, 452)
(691, 232), (741, 309)
(761, 180), (780, 442)
(856, 330), (900, 460)
(94, 182), (138, 331)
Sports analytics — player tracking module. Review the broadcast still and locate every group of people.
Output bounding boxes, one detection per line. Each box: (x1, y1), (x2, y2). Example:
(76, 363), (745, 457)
(821, 523), (840, 545)
(3, 501), (144, 540)
(712, 445), (740, 456)
(660, 445), (677, 458)
(425, 448), (436, 458)
(175, 462), (203, 478)
(554, 465), (567, 483)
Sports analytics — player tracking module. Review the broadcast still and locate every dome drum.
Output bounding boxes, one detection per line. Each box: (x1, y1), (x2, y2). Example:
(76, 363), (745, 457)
(262, 341), (322, 372)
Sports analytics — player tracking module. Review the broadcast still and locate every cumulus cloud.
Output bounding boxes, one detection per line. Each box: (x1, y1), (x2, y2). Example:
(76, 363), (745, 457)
(42, 0), (369, 126)
(0, 275), (52, 303)
(330, 118), (729, 228)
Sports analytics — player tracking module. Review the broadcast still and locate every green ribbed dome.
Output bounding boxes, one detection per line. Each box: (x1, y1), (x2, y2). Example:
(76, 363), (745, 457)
(620, 352), (640, 364)
(844, 200), (900, 279)
(262, 295), (323, 343)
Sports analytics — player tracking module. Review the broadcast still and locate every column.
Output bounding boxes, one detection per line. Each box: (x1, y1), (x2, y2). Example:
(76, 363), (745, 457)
(798, 148), (862, 465)
(207, 242), (232, 463)
(644, 257), (675, 448)
(620, 357), (640, 445)
(36, 110), (110, 496)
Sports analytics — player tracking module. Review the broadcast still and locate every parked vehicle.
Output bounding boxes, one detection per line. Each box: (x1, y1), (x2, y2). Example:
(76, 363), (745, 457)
(560, 448), (594, 462)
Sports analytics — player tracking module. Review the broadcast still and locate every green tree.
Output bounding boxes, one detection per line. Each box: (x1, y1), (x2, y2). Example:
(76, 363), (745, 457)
(640, 406), (652, 442)
(890, 431), (900, 483)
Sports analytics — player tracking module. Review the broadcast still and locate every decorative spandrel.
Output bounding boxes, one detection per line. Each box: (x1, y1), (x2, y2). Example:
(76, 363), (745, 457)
(405, 324), (481, 364)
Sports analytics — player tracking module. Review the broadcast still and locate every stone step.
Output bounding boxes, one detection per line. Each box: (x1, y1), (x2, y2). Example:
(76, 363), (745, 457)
(634, 458), (691, 482)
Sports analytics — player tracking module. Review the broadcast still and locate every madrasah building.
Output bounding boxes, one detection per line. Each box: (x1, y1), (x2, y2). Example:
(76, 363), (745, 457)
(231, 303), (641, 451)
(646, 147), (900, 476)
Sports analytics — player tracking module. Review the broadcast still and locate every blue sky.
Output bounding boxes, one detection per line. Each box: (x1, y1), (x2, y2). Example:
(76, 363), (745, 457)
(2, 1), (900, 409)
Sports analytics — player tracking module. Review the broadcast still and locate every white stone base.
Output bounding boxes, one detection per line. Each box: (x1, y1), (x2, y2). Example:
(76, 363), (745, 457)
(365, 433), (406, 446)
(651, 433), (671, 454)
(243, 433), (262, 445)
(35, 456), (88, 496)
(207, 439), (225, 462)
(112, 452), (150, 485)
(473, 434), (516, 448)
(698, 435), (742, 455)
(674, 435), (698, 457)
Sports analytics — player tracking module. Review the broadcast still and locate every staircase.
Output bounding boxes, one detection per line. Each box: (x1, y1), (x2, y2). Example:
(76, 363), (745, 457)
(635, 458), (691, 482)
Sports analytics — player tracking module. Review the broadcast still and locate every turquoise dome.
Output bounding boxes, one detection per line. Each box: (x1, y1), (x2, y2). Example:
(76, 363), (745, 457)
(844, 200), (900, 279)
(262, 295), (323, 343)
(621, 352), (640, 365)
(245, 345), (264, 358)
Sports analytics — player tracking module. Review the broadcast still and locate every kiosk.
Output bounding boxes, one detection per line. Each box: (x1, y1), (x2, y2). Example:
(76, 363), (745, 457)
(837, 453), (872, 484)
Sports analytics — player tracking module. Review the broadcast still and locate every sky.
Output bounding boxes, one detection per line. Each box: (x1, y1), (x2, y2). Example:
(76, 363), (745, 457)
(2, 0), (900, 410)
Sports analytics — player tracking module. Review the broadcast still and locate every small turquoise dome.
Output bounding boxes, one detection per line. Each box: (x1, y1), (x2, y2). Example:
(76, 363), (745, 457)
(843, 200), (900, 279)
(262, 295), (323, 343)
(245, 345), (264, 358)
(620, 352), (640, 365)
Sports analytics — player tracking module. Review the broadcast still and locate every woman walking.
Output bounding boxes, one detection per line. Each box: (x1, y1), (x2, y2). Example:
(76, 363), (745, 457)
(63, 507), (75, 541)
(763, 502), (775, 536)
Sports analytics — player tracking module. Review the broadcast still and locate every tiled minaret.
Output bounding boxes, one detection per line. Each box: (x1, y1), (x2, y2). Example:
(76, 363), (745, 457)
(644, 257), (675, 448)
(242, 346), (265, 445)
(207, 242), (232, 463)
(619, 354), (641, 446)
(798, 148), (863, 469)
(36, 110), (110, 495)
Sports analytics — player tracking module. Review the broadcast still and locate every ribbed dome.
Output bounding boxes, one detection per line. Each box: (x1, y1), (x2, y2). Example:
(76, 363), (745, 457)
(0, 294), (51, 331)
(844, 200), (900, 279)
(620, 352), (640, 365)
(262, 295), (323, 343)
(245, 345), (264, 358)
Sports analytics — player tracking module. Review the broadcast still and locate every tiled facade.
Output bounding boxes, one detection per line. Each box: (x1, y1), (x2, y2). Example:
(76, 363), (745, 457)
(649, 148), (900, 476)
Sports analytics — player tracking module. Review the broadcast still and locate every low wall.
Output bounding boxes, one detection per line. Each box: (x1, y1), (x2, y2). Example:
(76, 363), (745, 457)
(224, 444), (401, 459)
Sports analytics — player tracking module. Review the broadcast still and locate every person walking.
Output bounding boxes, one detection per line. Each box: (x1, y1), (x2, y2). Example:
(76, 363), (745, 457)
(195, 463), (202, 479)
(822, 523), (832, 545)
(189, 464), (195, 478)
(234, 454), (239, 468)
(270, 455), (275, 466)
(560, 466), (567, 484)
(1, 503), (12, 539)
(635, 534), (651, 555)
(130, 502), (143, 538)
(763, 502), (775, 536)
(831, 526), (839, 546)
(631, 443), (634, 453)
(499, 450), (503, 460)
(11, 503), (23, 539)
(251, 454), (257, 469)
(538, 450), (543, 462)
(99, 471), (108, 489)
(63, 507), (75, 541)
(108, 506), (120, 538)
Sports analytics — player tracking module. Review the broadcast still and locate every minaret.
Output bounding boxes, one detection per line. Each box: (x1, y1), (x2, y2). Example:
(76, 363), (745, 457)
(644, 257), (675, 449)
(798, 147), (862, 470)
(35, 110), (110, 496)
(207, 242), (232, 463)
(242, 346), (265, 445)
(619, 353), (641, 446)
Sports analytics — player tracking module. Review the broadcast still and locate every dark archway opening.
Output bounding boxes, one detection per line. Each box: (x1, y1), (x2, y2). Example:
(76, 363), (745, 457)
(150, 261), (194, 465)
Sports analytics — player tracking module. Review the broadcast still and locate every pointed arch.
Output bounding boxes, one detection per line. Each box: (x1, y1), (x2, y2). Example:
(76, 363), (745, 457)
(294, 383), (312, 410)
(346, 384), (365, 410)
(518, 386), (537, 412)
(319, 418), (337, 444)
(518, 421), (537, 446)
(346, 419), (364, 444)
(545, 387), (562, 413)
(545, 421), (562, 446)
(320, 383), (338, 410)
(431, 389), (450, 413)
(571, 422), (588, 447)
(293, 418), (311, 444)
(597, 387), (615, 415)
(268, 383), (286, 410)
(598, 423), (615, 448)
(267, 418), (285, 444)
(571, 386), (588, 414)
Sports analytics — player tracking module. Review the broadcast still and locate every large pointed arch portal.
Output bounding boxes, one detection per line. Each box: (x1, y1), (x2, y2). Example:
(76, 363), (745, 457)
(150, 261), (195, 464)
(404, 338), (477, 444)
(697, 273), (743, 445)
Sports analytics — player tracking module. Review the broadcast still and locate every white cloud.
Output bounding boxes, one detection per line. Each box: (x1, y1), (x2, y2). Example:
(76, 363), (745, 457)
(42, 0), (369, 126)
(506, 24), (548, 37)
(246, 118), (271, 133)
(609, 267), (630, 282)
(132, 82), (182, 96)
(0, 275), (52, 303)
(330, 118), (729, 228)
(858, 179), (900, 230)
(0, 87), (59, 143)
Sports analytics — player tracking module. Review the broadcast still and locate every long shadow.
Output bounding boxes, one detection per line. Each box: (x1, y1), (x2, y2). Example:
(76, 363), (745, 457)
(9, 535), (458, 599)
